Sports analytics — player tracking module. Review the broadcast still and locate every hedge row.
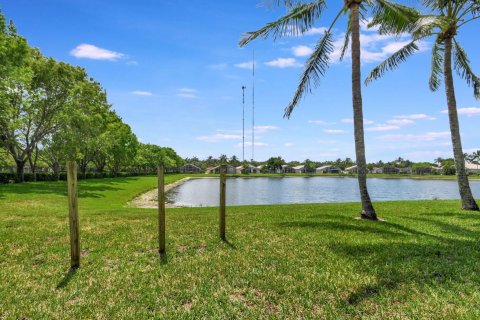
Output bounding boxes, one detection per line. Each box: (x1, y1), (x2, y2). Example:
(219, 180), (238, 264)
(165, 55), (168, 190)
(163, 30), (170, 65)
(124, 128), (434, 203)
(0, 171), (156, 184)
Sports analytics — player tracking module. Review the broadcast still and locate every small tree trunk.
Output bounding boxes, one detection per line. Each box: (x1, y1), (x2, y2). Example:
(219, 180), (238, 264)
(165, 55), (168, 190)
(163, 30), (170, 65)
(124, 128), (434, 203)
(444, 37), (479, 210)
(350, 2), (377, 220)
(15, 159), (26, 183)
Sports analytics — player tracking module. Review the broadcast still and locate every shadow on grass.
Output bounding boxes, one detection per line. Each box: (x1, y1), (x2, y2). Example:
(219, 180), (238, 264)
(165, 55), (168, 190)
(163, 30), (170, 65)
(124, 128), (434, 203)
(277, 213), (480, 308)
(56, 267), (78, 289)
(222, 239), (237, 249)
(0, 177), (139, 199)
(159, 251), (168, 265)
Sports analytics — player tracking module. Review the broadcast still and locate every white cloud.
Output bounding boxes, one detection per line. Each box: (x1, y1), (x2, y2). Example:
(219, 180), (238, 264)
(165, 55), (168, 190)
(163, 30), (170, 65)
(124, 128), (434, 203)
(386, 119), (415, 126)
(177, 88), (198, 99)
(196, 134), (242, 142)
(236, 141), (268, 148)
(234, 61), (254, 69)
(324, 129), (346, 134)
(394, 113), (436, 120)
(303, 27), (328, 36)
(441, 107), (480, 117)
(329, 30), (429, 64)
(292, 45), (313, 57)
(377, 131), (450, 142)
(254, 125), (279, 133)
(366, 125), (400, 132)
(265, 58), (302, 68)
(284, 142), (294, 147)
(308, 120), (335, 125)
(131, 90), (153, 96)
(208, 63), (228, 70)
(70, 44), (124, 61)
(341, 118), (374, 125)
(317, 139), (337, 144)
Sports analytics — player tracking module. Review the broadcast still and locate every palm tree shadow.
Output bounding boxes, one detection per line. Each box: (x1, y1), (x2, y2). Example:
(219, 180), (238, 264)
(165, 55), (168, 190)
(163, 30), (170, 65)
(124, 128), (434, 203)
(56, 267), (78, 290)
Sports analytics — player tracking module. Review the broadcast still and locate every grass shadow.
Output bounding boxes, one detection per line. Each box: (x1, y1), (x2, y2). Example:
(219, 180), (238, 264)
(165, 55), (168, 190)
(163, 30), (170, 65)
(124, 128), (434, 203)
(159, 251), (168, 265)
(56, 267), (78, 290)
(222, 239), (237, 249)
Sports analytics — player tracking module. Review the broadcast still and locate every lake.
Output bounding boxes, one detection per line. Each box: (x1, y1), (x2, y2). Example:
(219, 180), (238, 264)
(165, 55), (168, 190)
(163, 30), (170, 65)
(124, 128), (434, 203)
(167, 176), (480, 207)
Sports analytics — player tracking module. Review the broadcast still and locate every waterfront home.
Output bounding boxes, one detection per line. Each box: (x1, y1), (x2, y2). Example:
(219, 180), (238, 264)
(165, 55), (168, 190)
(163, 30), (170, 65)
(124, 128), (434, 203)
(345, 165), (357, 174)
(281, 165), (295, 174)
(465, 162), (480, 174)
(179, 164), (202, 174)
(292, 165), (306, 173)
(316, 165), (342, 174)
(382, 167), (400, 174)
(371, 167), (383, 174)
(235, 164), (261, 174)
(208, 165), (236, 174)
(398, 167), (413, 174)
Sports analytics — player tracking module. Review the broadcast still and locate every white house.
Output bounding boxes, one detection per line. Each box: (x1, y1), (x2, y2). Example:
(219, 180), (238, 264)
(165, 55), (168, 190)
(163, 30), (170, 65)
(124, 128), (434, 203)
(316, 165), (342, 174)
(466, 162), (480, 174)
(345, 165), (357, 174)
(292, 165), (305, 173)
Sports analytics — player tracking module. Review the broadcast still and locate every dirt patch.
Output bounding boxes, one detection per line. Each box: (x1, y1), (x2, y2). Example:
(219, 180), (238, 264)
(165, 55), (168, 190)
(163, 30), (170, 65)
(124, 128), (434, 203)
(128, 177), (192, 209)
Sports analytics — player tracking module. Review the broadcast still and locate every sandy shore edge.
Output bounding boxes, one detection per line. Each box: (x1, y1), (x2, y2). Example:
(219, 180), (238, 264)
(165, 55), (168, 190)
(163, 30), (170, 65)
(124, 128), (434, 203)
(128, 177), (192, 209)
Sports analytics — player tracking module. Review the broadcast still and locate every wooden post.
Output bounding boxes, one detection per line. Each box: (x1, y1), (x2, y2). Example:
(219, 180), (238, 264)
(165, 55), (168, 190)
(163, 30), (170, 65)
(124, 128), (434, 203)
(158, 165), (166, 254)
(219, 165), (226, 241)
(67, 161), (80, 268)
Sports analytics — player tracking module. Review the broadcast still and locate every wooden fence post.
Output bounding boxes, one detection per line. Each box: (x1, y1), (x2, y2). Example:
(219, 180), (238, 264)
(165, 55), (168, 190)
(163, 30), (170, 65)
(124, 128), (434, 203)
(67, 161), (80, 268)
(219, 165), (226, 241)
(158, 165), (166, 254)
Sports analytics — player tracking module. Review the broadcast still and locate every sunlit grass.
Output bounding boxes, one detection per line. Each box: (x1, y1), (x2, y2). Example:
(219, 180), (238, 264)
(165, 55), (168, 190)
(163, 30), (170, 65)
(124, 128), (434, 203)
(1, 176), (480, 319)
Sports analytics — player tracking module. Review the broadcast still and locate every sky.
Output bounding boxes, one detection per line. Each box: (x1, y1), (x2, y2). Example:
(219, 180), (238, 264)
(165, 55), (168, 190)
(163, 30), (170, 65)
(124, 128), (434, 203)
(3, 0), (479, 163)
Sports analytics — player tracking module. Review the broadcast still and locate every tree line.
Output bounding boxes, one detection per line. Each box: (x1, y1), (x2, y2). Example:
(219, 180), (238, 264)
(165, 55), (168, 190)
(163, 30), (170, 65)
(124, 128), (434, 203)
(0, 12), (183, 183)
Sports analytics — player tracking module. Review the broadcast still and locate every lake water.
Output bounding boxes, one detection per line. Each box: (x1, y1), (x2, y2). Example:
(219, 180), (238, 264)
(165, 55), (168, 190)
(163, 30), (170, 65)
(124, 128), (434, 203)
(167, 177), (480, 207)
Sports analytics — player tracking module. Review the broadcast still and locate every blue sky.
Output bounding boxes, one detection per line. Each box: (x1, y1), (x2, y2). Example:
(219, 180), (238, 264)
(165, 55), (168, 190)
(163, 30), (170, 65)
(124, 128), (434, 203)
(3, 0), (479, 162)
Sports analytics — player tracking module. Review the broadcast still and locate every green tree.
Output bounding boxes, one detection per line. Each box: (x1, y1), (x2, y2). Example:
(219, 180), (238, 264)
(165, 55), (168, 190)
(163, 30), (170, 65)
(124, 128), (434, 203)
(265, 156), (285, 172)
(366, 0), (479, 210)
(104, 116), (139, 175)
(240, 0), (415, 219)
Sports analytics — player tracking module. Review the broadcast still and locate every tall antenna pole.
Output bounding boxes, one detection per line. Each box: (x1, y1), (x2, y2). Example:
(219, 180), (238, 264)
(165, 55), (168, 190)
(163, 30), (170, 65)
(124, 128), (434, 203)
(241, 85), (246, 162)
(252, 50), (255, 162)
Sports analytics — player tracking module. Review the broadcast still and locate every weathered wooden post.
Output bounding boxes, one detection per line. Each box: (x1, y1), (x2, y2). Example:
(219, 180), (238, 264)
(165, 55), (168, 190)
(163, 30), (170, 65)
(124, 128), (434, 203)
(219, 165), (226, 241)
(67, 161), (80, 268)
(158, 165), (166, 255)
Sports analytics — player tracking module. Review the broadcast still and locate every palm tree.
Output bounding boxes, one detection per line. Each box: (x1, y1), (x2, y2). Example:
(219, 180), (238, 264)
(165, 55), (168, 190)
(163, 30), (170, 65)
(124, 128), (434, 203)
(366, 0), (479, 210)
(239, 0), (416, 220)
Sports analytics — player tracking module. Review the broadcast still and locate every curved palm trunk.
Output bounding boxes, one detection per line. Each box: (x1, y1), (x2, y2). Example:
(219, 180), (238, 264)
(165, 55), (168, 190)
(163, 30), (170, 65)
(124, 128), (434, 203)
(444, 37), (479, 211)
(351, 2), (377, 220)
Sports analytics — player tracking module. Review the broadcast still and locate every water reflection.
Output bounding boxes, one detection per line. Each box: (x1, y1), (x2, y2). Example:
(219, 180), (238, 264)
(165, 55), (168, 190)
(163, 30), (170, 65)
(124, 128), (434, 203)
(167, 177), (480, 207)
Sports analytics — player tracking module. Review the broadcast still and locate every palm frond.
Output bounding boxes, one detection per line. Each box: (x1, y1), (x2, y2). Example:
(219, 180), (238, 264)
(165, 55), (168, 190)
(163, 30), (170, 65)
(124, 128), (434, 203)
(453, 39), (480, 99)
(365, 40), (419, 85)
(369, 0), (419, 35)
(429, 34), (444, 92)
(239, 1), (326, 46)
(284, 31), (334, 118)
(411, 15), (444, 39)
(340, 16), (352, 61)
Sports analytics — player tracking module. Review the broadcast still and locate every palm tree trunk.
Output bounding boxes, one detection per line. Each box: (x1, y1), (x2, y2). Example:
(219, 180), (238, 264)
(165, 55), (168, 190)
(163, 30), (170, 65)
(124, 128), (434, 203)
(444, 37), (479, 210)
(350, 2), (377, 220)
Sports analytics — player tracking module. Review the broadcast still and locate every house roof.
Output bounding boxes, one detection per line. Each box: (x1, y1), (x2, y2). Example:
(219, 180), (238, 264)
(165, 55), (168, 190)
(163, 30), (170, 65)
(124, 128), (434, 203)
(345, 165), (357, 170)
(465, 163), (480, 170)
(292, 165), (304, 170)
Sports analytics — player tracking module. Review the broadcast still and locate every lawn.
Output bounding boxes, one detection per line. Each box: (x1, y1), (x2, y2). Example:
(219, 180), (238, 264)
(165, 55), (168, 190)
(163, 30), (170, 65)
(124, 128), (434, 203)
(1, 175), (480, 319)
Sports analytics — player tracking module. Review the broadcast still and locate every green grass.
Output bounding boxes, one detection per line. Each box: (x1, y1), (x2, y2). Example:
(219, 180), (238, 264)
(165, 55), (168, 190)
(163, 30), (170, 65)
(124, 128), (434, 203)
(1, 176), (480, 319)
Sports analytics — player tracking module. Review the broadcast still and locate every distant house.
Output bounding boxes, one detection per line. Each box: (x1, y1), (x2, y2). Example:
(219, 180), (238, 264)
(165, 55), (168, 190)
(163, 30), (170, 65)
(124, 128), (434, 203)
(371, 167), (383, 174)
(209, 165), (236, 174)
(292, 165), (306, 173)
(382, 166), (399, 174)
(466, 162), (480, 174)
(412, 166), (433, 175)
(398, 167), (413, 174)
(345, 165), (358, 174)
(281, 165), (295, 174)
(235, 164), (261, 174)
(179, 164), (202, 174)
(316, 165), (342, 174)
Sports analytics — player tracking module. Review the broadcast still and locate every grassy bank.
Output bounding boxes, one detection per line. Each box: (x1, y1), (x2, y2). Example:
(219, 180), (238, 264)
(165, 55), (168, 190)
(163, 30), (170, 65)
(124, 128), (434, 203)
(1, 176), (480, 319)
